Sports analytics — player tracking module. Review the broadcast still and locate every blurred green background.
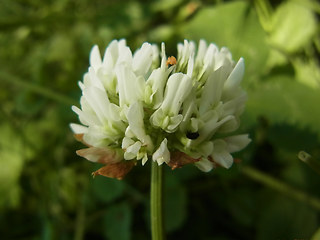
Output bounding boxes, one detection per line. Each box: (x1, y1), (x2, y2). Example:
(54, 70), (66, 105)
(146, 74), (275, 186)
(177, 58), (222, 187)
(1, 0), (320, 239)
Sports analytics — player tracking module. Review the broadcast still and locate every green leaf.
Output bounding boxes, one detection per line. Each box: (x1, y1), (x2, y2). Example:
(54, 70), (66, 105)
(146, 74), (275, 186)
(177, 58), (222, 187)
(91, 176), (125, 203)
(164, 171), (187, 232)
(226, 189), (256, 227)
(0, 124), (24, 209)
(293, 58), (320, 89)
(245, 75), (320, 139)
(311, 227), (320, 240)
(151, 0), (184, 12)
(257, 196), (317, 240)
(269, 2), (317, 53)
(181, 1), (269, 83)
(147, 25), (175, 42)
(104, 202), (132, 240)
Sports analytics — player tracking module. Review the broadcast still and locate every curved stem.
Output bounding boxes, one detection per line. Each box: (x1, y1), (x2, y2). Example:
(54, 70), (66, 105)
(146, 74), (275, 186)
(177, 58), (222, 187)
(150, 161), (165, 240)
(0, 69), (77, 105)
(242, 166), (320, 210)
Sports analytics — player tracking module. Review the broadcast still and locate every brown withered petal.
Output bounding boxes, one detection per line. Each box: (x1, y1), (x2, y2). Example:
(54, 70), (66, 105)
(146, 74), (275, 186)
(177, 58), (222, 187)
(76, 147), (123, 164)
(168, 151), (201, 170)
(92, 161), (136, 180)
(74, 134), (91, 147)
(74, 133), (84, 142)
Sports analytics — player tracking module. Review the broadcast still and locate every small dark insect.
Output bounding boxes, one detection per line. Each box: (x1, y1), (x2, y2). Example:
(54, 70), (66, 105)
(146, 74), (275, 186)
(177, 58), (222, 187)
(186, 131), (199, 140)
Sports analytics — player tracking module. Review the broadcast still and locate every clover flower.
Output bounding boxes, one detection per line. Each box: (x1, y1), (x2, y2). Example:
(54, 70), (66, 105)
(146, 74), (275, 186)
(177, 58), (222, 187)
(71, 39), (251, 179)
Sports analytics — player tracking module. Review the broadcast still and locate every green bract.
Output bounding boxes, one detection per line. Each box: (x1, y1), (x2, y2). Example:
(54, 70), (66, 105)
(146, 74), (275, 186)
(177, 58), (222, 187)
(71, 39), (250, 178)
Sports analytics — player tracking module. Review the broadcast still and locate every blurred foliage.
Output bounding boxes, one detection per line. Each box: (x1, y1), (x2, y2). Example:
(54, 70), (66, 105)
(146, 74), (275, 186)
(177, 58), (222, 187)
(0, 0), (320, 239)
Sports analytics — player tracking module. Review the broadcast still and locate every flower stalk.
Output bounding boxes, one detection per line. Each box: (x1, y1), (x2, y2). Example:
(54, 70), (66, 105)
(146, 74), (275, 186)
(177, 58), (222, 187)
(150, 160), (165, 240)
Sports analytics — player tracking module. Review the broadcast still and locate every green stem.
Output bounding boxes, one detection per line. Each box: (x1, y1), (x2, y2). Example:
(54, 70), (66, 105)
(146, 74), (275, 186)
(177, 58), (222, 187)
(74, 195), (86, 240)
(298, 151), (320, 175)
(242, 166), (320, 210)
(150, 161), (165, 240)
(0, 69), (77, 106)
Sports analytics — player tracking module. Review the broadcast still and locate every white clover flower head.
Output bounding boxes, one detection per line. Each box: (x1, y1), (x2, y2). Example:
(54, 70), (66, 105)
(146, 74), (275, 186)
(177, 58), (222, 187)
(71, 39), (251, 179)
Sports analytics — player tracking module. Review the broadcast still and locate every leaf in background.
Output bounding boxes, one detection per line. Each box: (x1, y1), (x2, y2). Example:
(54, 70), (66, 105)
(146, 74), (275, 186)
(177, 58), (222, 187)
(181, 1), (269, 83)
(245, 75), (320, 139)
(91, 176), (125, 203)
(265, 48), (288, 71)
(147, 25), (175, 43)
(267, 124), (319, 152)
(256, 196), (317, 240)
(292, 58), (320, 89)
(104, 202), (132, 240)
(151, 0), (184, 12)
(312, 227), (320, 240)
(226, 189), (256, 228)
(47, 34), (74, 63)
(59, 167), (82, 211)
(0, 124), (24, 209)
(164, 171), (187, 232)
(269, 1), (317, 53)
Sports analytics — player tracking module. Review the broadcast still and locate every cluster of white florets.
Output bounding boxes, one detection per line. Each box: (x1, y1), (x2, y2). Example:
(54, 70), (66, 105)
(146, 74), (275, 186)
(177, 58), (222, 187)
(71, 39), (250, 177)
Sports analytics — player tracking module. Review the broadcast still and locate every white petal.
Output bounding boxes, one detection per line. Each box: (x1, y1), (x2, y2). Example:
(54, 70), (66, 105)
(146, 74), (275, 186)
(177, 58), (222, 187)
(222, 90), (247, 117)
(177, 40), (196, 72)
(70, 123), (88, 134)
(116, 64), (144, 107)
(217, 117), (239, 133)
(83, 126), (111, 147)
(199, 67), (225, 114)
(83, 87), (110, 123)
(145, 68), (169, 108)
(126, 102), (153, 149)
(125, 141), (142, 160)
(166, 115), (183, 132)
(198, 141), (214, 157)
(215, 47), (233, 70)
(224, 58), (245, 91)
(133, 42), (154, 76)
(127, 102), (144, 136)
(151, 44), (159, 66)
(195, 158), (214, 172)
(102, 40), (119, 69)
(117, 43), (133, 65)
(196, 111), (234, 144)
(150, 73), (192, 132)
(211, 139), (233, 168)
(161, 73), (192, 115)
(195, 39), (207, 66)
(142, 154), (149, 165)
(225, 134), (251, 153)
(150, 108), (164, 127)
(150, 109), (183, 133)
(78, 80), (85, 91)
(204, 115), (234, 140)
(88, 67), (105, 90)
(90, 45), (102, 71)
(72, 105), (99, 126)
(160, 42), (167, 68)
(152, 138), (170, 165)
(204, 43), (218, 69)
(122, 136), (135, 149)
(179, 93), (197, 132)
(187, 53), (194, 77)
